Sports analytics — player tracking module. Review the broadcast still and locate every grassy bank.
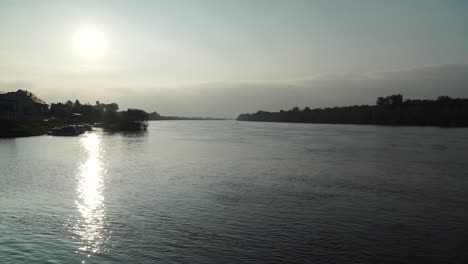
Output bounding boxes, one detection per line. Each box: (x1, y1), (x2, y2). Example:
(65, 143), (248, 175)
(0, 120), (68, 138)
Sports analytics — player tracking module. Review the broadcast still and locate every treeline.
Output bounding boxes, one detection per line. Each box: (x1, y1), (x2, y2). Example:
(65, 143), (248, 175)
(49, 100), (148, 124)
(50, 100), (224, 123)
(147, 111), (226, 121)
(159, 116), (226, 120)
(237, 95), (468, 127)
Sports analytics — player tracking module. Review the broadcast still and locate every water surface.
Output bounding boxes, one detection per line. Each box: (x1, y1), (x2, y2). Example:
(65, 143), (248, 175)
(1, 121), (468, 263)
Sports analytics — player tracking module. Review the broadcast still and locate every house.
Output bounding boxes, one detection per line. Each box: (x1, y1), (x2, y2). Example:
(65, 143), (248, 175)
(0, 90), (48, 121)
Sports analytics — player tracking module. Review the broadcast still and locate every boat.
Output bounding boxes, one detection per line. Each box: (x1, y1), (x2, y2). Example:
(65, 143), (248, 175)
(101, 120), (148, 131)
(47, 125), (89, 136)
(76, 124), (93, 132)
(92, 122), (104, 128)
(121, 120), (148, 131)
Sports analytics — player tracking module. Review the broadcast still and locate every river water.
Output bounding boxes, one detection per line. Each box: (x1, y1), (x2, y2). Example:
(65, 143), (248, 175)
(1, 121), (468, 263)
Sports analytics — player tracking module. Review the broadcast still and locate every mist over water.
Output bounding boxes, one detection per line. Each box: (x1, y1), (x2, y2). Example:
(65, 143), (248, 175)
(1, 121), (468, 263)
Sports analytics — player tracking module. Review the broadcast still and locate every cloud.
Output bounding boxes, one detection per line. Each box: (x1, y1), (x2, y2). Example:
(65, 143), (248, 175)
(134, 63), (468, 117)
(365, 64), (468, 81)
(0, 81), (34, 91)
(2, 63), (468, 118)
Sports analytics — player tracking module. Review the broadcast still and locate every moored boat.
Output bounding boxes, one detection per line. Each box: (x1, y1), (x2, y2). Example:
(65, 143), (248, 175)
(47, 125), (90, 136)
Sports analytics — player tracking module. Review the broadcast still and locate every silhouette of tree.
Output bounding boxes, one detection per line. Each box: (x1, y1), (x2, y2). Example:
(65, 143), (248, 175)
(48, 99), (145, 125)
(237, 94), (468, 127)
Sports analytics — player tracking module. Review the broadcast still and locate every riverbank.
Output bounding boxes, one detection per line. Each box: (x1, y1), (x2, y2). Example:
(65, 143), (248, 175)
(0, 120), (65, 138)
(0, 120), (149, 138)
(237, 94), (468, 127)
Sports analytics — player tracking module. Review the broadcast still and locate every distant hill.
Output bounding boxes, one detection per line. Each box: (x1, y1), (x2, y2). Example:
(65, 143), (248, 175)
(148, 111), (227, 121)
(237, 95), (468, 127)
(159, 116), (227, 121)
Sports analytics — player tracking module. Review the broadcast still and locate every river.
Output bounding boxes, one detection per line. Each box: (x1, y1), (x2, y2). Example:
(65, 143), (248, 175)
(1, 121), (467, 263)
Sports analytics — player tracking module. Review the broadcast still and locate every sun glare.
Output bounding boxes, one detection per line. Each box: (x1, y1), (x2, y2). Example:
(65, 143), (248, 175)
(73, 27), (107, 59)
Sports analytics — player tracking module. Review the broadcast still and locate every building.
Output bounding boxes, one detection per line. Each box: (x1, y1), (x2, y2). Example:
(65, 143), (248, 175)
(0, 90), (48, 121)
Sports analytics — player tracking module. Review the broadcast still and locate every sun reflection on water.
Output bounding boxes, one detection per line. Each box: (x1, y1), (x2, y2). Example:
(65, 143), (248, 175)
(74, 133), (107, 254)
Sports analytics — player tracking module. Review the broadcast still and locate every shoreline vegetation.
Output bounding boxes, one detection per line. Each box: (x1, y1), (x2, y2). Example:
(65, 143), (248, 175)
(3, 94), (468, 138)
(49, 100), (149, 133)
(147, 111), (227, 121)
(158, 116), (227, 121)
(1, 100), (150, 138)
(237, 95), (468, 127)
(0, 97), (226, 138)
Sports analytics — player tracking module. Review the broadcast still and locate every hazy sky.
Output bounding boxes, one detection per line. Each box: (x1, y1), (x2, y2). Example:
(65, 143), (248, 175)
(1, 0), (468, 117)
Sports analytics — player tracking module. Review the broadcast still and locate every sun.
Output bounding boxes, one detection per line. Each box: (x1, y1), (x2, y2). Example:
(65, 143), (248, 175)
(73, 27), (108, 59)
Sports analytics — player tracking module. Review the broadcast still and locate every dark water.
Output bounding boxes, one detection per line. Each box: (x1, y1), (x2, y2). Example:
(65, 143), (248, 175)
(1, 121), (468, 264)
